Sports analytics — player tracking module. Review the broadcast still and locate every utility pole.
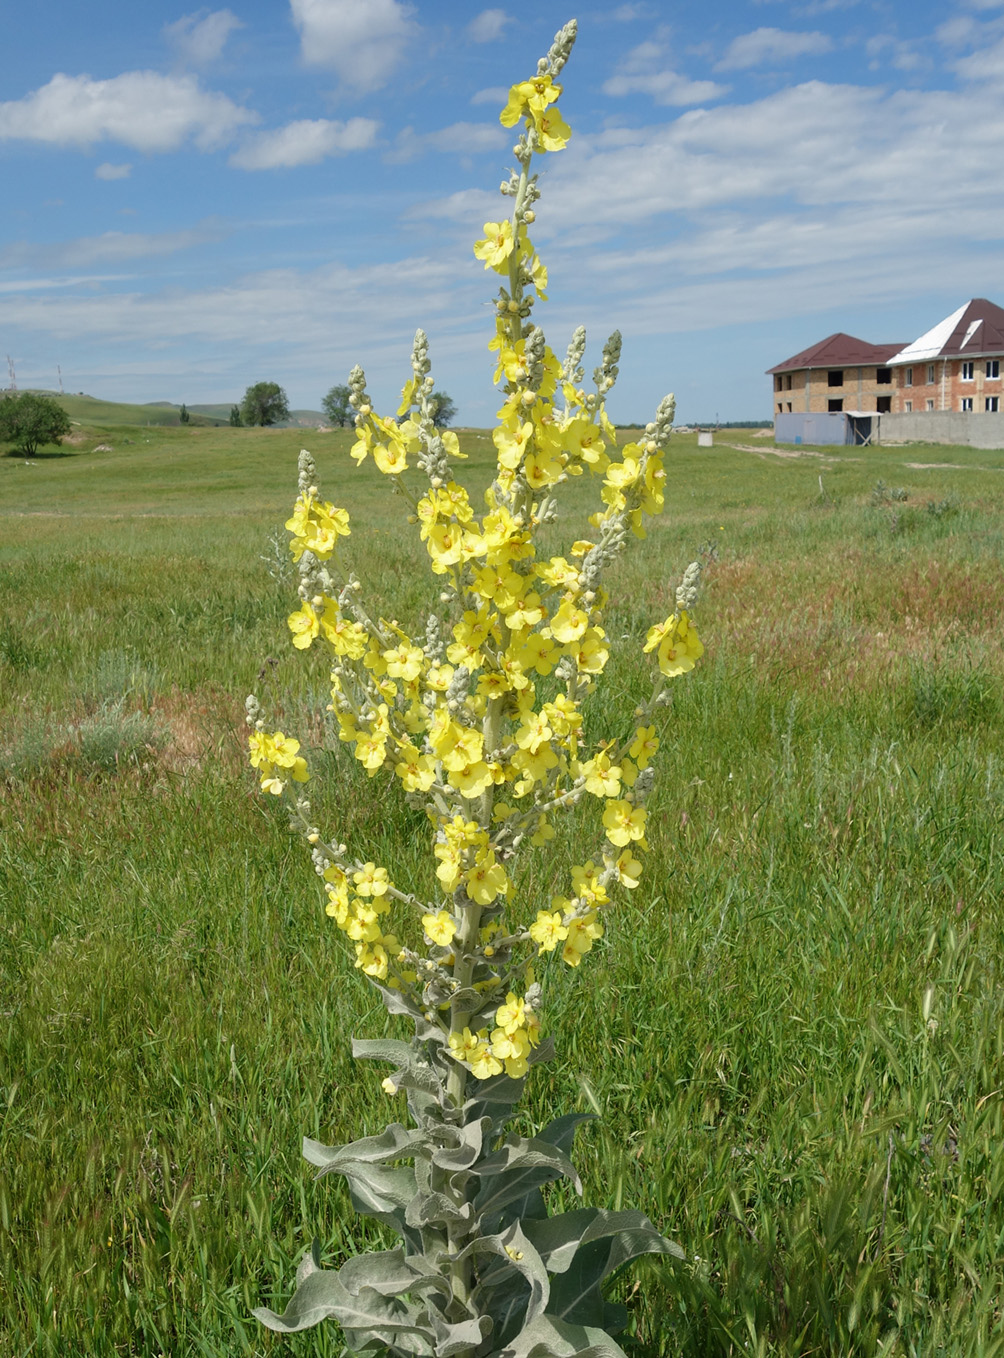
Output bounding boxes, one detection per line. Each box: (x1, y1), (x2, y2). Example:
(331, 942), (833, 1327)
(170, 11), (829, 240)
(5, 355), (15, 391)
(58, 364), (64, 395)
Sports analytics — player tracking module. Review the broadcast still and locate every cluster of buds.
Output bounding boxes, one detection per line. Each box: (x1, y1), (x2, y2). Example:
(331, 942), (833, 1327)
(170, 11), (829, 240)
(247, 18), (704, 1090)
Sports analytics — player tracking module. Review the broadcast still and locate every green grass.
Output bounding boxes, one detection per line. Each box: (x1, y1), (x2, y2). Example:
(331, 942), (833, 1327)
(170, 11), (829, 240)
(2, 422), (1004, 1356)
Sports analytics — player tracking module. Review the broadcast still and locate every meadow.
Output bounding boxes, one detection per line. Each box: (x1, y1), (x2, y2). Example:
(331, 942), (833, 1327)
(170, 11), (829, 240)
(2, 418), (1003, 1357)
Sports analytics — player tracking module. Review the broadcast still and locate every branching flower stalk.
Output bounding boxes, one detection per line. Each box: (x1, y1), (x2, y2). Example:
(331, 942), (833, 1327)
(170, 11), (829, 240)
(247, 20), (703, 1357)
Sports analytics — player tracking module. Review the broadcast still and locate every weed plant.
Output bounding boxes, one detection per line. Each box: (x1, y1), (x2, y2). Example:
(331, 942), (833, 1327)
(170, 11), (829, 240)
(2, 420), (1004, 1354)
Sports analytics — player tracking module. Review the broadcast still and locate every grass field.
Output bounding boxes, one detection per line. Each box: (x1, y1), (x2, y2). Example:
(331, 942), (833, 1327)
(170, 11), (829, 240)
(2, 418), (1004, 1357)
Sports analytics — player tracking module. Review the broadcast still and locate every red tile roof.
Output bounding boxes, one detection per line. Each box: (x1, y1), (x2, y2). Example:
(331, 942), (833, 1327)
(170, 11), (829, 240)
(767, 333), (906, 374)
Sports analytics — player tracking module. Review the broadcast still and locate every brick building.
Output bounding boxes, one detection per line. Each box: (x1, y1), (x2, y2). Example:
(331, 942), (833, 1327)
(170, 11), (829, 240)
(885, 299), (1004, 413)
(767, 333), (906, 416)
(769, 298), (1004, 418)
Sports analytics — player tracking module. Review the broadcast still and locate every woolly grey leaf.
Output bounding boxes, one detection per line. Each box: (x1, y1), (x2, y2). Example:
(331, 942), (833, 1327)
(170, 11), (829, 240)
(499, 1312), (630, 1358)
(475, 1137), (581, 1218)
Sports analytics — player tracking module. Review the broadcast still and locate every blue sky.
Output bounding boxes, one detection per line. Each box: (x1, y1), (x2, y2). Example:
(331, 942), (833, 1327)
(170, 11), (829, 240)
(3, 0), (1004, 424)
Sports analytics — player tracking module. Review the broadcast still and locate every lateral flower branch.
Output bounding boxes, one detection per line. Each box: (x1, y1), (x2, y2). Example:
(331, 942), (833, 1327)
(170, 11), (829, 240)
(247, 20), (703, 1358)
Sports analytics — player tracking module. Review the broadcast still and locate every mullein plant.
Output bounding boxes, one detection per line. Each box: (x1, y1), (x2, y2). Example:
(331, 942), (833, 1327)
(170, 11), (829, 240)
(247, 20), (703, 1357)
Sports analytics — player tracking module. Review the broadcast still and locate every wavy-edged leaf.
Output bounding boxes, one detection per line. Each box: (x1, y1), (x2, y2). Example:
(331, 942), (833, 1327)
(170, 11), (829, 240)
(303, 1122), (426, 1175)
(543, 1212), (683, 1331)
(430, 1115), (492, 1172)
(253, 1267), (433, 1342)
(452, 1221), (550, 1329)
(405, 1189), (475, 1231)
(526, 1207), (684, 1275)
(430, 1312), (494, 1356)
(475, 1136), (582, 1218)
(499, 1312), (630, 1358)
(337, 1248), (448, 1299)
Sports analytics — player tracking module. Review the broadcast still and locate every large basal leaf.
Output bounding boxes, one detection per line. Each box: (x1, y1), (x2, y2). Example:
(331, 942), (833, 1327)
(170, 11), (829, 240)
(337, 1248), (451, 1301)
(430, 1312), (494, 1357)
(524, 1208), (684, 1276)
(451, 1222), (550, 1330)
(304, 1122), (426, 1174)
(430, 1115), (493, 1173)
(253, 1265), (434, 1346)
(488, 1113), (595, 1230)
(474, 1137), (582, 1219)
(470, 1256), (532, 1350)
(499, 1312), (631, 1358)
(343, 1162), (418, 1224)
(542, 1213), (683, 1332)
(405, 1188), (475, 1231)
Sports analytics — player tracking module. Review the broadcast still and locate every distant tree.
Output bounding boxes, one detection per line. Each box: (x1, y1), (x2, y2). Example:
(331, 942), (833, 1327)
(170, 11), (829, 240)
(0, 391), (71, 456)
(322, 383), (353, 427)
(229, 404), (243, 427)
(179, 403), (190, 424)
(428, 390), (456, 428)
(241, 381), (290, 428)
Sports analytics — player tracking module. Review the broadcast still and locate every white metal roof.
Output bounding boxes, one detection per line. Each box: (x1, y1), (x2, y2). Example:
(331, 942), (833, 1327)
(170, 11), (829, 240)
(886, 302), (970, 365)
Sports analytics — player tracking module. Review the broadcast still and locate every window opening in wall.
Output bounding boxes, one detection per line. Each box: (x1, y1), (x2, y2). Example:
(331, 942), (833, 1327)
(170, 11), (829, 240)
(827, 370), (843, 387)
(775, 375), (782, 391)
(986, 396), (999, 412)
(905, 400), (913, 412)
(785, 374), (792, 390)
(877, 396), (891, 413)
(876, 367), (891, 384)
(987, 360), (1000, 379)
(777, 402), (783, 412)
(927, 364), (936, 384)
(828, 397), (843, 412)
(905, 367), (913, 386)
(961, 397), (973, 411)
(962, 361), (974, 380)
(926, 399), (935, 411)
(786, 402), (792, 412)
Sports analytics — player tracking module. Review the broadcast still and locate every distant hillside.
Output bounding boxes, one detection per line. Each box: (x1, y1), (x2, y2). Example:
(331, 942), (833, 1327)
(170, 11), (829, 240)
(12, 391), (325, 429)
(186, 403), (328, 428)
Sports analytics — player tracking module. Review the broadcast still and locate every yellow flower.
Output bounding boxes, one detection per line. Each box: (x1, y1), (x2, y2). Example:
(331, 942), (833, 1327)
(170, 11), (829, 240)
(537, 106), (571, 152)
(449, 1027), (482, 1062)
(500, 74), (562, 129)
(549, 599), (588, 644)
(394, 744), (436, 793)
(580, 751), (621, 798)
(610, 848), (643, 889)
(561, 914), (603, 967)
(529, 910), (569, 953)
(629, 725), (659, 768)
(353, 862), (390, 897)
(469, 1041), (504, 1080)
(465, 852), (508, 905)
(474, 220), (515, 272)
(602, 799), (647, 848)
(422, 910), (457, 946)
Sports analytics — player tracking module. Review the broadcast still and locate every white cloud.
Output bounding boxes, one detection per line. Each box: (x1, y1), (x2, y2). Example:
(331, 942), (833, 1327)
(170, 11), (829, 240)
(608, 5), (654, 19)
(470, 86), (508, 106)
(715, 28), (834, 71)
(95, 161), (132, 180)
(229, 117), (379, 169)
(289, 0), (418, 92)
(468, 9), (509, 43)
(0, 223), (226, 270)
(163, 9), (243, 65)
(604, 39), (728, 106)
(386, 121), (506, 164)
(0, 71), (257, 152)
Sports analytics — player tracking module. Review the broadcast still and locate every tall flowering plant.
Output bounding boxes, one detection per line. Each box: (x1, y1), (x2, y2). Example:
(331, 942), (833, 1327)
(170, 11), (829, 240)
(247, 20), (703, 1357)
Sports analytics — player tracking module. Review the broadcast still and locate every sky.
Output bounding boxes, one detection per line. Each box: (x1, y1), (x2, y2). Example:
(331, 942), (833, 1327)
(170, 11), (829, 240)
(3, 0), (1004, 425)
